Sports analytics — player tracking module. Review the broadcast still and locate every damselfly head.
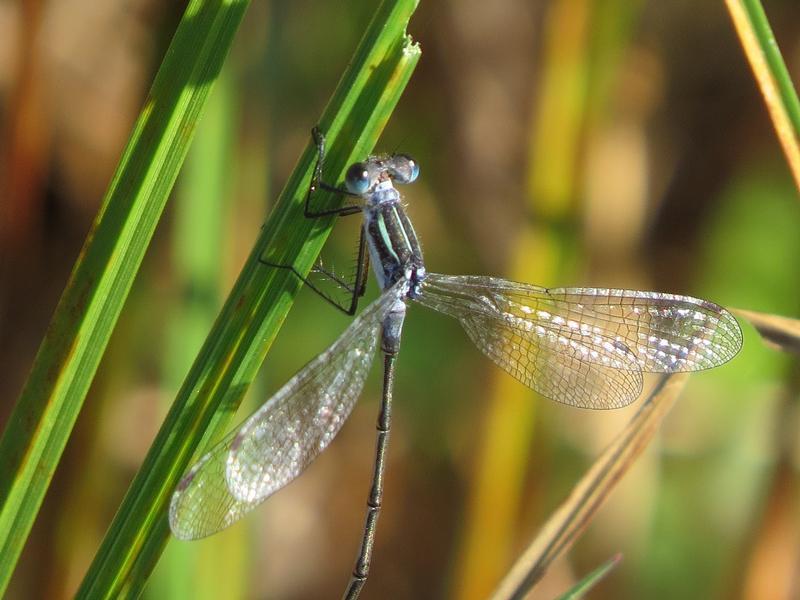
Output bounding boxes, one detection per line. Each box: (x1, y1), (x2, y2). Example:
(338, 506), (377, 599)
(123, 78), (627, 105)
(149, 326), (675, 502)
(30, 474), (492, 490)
(345, 154), (420, 195)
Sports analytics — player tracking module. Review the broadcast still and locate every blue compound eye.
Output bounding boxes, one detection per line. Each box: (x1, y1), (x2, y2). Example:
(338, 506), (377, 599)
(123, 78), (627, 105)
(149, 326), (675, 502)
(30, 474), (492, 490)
(345, 162), (370, 194)
(390, 154), (419, 184)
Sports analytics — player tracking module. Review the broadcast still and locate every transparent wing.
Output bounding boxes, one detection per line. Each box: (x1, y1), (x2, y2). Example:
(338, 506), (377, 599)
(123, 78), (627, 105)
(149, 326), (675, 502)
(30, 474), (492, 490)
(545, 285), (742, 372)
(169, 284), (404, 540)
(415, 274), (742, 409)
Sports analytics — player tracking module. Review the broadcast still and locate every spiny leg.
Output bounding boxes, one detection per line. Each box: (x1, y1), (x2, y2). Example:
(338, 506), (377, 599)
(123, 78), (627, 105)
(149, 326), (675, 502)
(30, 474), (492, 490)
(259, 127), (370, 315)
(259, 227), (370, 316)
(305, 126), (362, 218)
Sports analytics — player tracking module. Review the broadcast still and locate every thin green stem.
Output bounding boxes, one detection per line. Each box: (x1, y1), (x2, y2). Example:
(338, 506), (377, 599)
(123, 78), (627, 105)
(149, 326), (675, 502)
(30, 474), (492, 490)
(725, 0), (800, 191)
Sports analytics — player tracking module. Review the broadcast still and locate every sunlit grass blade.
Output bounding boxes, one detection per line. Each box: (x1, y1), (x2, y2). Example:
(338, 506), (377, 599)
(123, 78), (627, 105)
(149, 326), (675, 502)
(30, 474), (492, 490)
(555, 553), (622, 600)
(724, 0), (800, 191)
(0, 1), (248, 595)
(731, 308), (800, 355)
(490, 374), (689, 600)
(76, 1), (420, 597)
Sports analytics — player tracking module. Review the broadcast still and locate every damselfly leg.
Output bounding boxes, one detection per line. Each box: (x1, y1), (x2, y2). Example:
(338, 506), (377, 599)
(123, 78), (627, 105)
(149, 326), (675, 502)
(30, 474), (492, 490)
(304, 126), (363, 217)
(259, 127), (371, 315)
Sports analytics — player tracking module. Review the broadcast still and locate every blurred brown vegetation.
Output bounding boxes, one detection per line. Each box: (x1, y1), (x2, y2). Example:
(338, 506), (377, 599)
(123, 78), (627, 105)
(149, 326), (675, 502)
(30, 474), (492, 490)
(1, 1), (799, 599)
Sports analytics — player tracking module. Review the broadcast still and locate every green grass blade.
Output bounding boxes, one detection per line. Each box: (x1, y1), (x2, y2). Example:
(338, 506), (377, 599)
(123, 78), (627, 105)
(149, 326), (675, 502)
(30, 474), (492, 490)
(77, 1), (420, 597)
(0, 1), (247, 595)
(725, 0), (800, 190)
(555, 554), (622, 600)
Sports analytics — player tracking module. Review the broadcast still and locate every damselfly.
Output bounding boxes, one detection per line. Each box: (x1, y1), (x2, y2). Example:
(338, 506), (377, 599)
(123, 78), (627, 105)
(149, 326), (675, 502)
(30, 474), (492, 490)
(169, 128), (743, 599)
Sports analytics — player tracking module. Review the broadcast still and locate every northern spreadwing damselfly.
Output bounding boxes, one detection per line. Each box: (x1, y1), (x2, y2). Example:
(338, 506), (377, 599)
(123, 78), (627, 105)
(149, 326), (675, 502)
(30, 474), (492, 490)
(169, 128), (743, 599)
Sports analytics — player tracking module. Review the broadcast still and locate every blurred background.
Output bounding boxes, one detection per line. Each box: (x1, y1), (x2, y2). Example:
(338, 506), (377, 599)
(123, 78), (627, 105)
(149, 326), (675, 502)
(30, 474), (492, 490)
(1, 0), (799, 598)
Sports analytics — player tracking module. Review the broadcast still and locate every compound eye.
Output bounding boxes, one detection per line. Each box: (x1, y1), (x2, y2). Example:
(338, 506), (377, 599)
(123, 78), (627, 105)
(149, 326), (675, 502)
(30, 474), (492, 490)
(391, 154), (419, 184)
(344, 162), (370, 194)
